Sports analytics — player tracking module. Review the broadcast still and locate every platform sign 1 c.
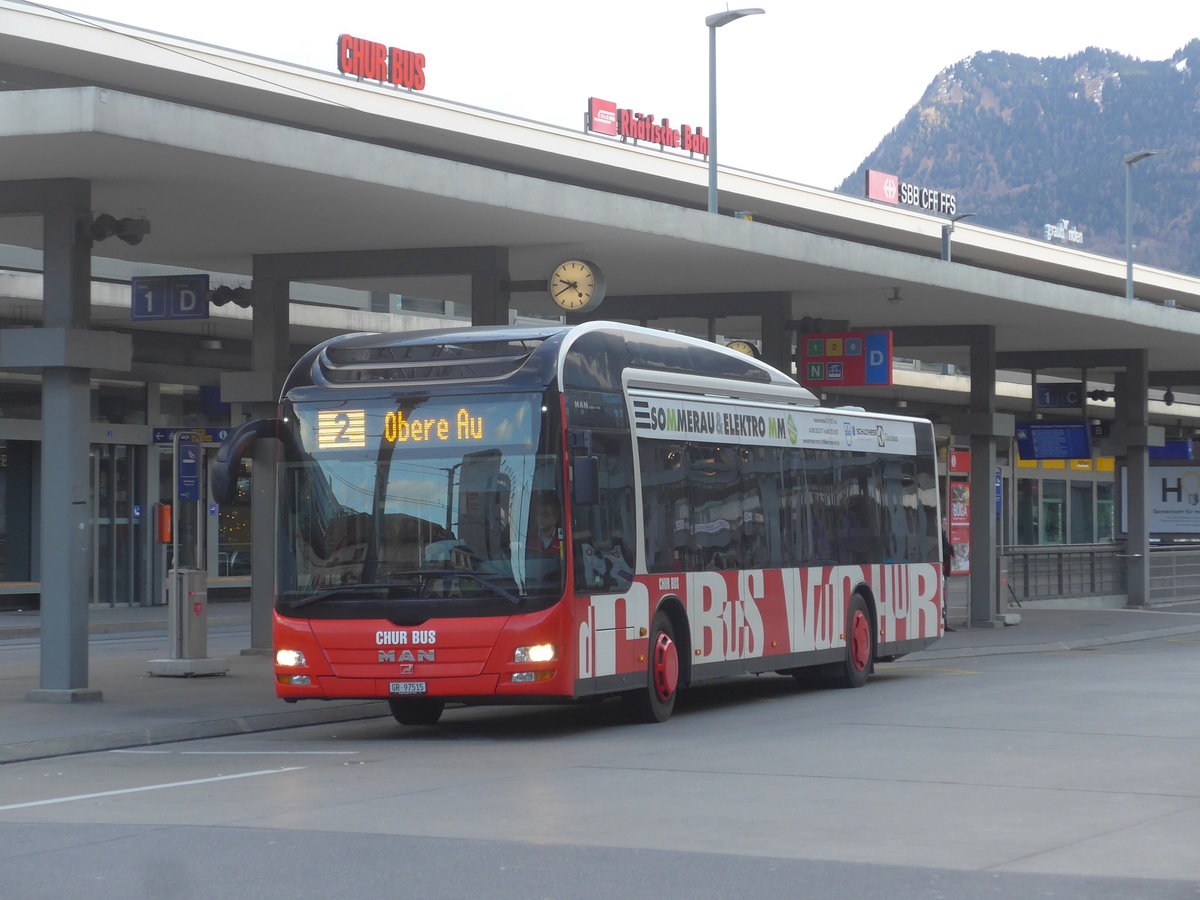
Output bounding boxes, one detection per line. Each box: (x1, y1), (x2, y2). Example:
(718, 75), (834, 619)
(1035, 382), (1083, 409)
(801, 330), (893, 387)
(131, 274), (210, 321)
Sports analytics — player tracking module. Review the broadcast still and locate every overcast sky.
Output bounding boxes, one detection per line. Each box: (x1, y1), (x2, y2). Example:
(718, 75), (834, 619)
(35, 0), (1197, 190)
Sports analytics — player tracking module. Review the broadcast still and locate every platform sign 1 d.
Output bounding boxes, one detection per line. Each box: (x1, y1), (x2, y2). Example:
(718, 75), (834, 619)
(131, 274), (210, 321)
(801, 331), (892, 387)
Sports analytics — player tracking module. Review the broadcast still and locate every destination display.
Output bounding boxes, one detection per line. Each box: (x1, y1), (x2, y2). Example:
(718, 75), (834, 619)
(308, 399), (536, 451)
(630, 391), (918, 456)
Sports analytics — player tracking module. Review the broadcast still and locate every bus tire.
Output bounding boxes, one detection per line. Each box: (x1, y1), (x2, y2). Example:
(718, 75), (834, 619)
(388, 697), (445, 726)
(624, 610), (679, 723)
(831, 592), (873, 689)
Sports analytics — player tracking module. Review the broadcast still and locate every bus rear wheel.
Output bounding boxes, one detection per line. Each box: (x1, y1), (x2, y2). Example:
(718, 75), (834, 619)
(388, 697), (445, 726)
(831, 593), (874, 689)
(624, 610), (679, 723)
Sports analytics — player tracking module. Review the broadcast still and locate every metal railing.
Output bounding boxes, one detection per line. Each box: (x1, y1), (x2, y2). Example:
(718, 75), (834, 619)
(1004, 544), (1125, 602)
(1148, 546), (1200, 605)
(1004, 544), (1200, 605)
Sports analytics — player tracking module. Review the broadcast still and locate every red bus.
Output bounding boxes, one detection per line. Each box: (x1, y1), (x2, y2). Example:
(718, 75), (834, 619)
(213, 322), (943, 725)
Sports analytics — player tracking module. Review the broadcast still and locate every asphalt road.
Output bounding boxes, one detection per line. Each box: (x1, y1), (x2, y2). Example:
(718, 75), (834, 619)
(2, 634), (1199, 899)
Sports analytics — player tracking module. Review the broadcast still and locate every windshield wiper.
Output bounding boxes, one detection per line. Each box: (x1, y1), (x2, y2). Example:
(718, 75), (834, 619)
(284, 584), (393, 610)
(390, 569), (523, 605)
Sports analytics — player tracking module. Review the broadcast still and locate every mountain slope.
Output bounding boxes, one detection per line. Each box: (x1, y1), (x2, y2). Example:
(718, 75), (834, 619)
(836, 40), (1200, 278)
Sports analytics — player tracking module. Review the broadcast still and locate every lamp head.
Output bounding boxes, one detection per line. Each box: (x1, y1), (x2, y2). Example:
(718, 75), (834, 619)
(706, 7), (765, 27)
(1124, 149), (1168, 166)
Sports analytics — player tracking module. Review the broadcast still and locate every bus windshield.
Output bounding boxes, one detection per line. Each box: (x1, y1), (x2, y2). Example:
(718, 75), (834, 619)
(279, 393), (564, 615)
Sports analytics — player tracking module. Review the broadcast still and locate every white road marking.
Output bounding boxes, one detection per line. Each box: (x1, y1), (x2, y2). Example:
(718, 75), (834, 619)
(0, 767), (304, 811)
(110, 750), (358, 756)
(180, 751), (359, 756)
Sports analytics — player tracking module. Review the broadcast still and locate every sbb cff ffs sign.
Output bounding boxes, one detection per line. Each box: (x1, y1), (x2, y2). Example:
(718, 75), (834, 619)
(801, 331), (893, 388)
(866, 169), (957, 216)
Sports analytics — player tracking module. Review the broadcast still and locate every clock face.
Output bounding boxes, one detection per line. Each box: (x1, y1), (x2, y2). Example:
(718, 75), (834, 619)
(549, 259), (604, 311)
(726, 340), (759, 358)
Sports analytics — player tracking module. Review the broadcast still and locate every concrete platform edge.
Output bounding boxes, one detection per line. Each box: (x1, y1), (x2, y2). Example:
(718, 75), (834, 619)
(907, 622), (1200, 661)
(0, 700), (390, 765)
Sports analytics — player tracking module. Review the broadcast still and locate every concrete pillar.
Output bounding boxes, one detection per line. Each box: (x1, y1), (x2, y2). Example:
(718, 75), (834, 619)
(246, 272), (291, 652)
(34, 197), (100, 700)
(759, 304), (790, 374)
(1115, 355), (1152, 607)
(955, 327), (1014, 627)
(970, 330), (998, 625)
(470, 246), (511, 326)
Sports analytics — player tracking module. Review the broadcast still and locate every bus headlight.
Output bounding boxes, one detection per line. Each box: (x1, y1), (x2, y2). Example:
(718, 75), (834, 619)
(514, 644), (556, 663)
(275, 649), (307, 667)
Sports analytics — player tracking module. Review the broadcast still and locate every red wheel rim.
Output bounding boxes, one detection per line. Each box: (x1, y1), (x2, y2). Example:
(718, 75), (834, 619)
(652, 631), (679, 701)
(849, 609), (871, 671)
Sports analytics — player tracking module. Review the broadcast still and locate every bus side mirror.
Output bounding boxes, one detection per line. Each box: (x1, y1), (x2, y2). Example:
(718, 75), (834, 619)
(211, 418), (279, 505)
(572, 456), (599, 505)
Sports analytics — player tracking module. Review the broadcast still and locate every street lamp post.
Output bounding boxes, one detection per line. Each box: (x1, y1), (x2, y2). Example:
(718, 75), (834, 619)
(706, 7), (764, 214)
(1123, 149), (1167, 300)
(941, 212), (976, 262)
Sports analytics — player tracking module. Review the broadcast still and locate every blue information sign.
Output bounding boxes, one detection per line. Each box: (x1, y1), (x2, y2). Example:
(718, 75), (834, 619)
(864, 331), (891, 385)
(177, 443), (200, 502)
(1149, 440), (1194, 460)
(1015, 422), (1092, 460)
(131, 274), (210, 321)
(1035, 382), (1084, 409)
(153, 427), (231, 444)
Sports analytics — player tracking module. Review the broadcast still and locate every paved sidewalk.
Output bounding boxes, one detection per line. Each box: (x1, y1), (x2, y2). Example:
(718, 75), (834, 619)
(0, 602), (388, 765)
(2, 599), (1200, 765)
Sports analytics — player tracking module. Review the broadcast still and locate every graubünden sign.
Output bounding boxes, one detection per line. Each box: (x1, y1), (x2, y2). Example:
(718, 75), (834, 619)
(337, 34), (426, 91)
(586, 98), (708, 156)
(865, 169), (957, 216)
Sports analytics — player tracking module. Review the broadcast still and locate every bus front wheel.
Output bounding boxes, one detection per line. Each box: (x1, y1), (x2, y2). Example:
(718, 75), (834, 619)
(388, 697), (445, 726)
(624, 610), (679, 723)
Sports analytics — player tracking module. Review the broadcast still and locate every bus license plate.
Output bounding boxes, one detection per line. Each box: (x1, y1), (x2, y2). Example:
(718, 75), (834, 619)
(389, 681), (427, 695)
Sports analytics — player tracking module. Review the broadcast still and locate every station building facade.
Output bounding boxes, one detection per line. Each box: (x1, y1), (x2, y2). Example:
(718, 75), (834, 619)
(3, 4), (1200, 697)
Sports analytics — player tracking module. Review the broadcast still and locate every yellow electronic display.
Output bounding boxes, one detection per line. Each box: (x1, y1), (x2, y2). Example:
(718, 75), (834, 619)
(309, 400), (531, 451)
(317, 409), (367, 448)
(384, 408), (484, 443)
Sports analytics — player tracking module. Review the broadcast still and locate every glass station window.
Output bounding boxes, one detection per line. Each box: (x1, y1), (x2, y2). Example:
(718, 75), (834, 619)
(1041, 479), (1066, 544)
(1096, 482), (1115, 543)
(1016, 478), (1039, 545)
(1069, 480), (1094, 543)
(0, 375), (41, 419)
(93, 379), (146, 425)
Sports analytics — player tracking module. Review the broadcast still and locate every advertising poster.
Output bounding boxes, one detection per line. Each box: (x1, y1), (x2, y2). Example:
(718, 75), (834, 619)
(948, 480), (971, 575)
(1121, 465), (1200, 534)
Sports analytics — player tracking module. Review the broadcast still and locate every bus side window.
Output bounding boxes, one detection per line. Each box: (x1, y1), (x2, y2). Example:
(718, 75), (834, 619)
(570, 429), (635, 592)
